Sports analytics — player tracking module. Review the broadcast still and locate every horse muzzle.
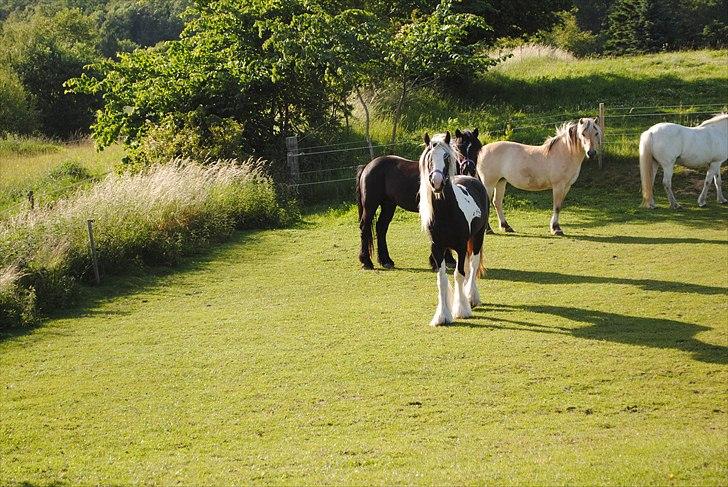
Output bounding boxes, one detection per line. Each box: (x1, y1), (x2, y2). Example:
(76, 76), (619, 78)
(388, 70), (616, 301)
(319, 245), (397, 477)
(587, 149), (597, 159)
(429, 170), (445, 192)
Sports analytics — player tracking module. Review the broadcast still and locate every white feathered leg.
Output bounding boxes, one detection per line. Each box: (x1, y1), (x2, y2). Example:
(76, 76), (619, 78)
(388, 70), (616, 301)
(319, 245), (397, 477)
(452, 264), (472, 319)
(430, 261), (453, 326)
(465, 252), (481, 307)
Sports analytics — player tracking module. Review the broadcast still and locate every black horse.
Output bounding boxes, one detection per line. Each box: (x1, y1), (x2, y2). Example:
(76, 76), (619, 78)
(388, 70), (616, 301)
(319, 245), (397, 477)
(417, 132), (489, 325)
(357, 129), (482, 270)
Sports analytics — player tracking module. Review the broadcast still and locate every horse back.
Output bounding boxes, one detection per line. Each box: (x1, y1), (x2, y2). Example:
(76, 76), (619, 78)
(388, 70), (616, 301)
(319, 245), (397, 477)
(359, 155), (420, 212)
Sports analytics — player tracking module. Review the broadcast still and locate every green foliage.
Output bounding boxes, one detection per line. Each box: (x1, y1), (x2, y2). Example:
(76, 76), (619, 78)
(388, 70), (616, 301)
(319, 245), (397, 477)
(702, 20), (728, 48)
(0, 7), (102, 136)
(0, 160), (296, 327)
(0, 268), (37, 327)
(98, 0), (188, 56)
(534, 10), (599, 57)
(0, 66), (38, 135)
(0, 134), (59, 156)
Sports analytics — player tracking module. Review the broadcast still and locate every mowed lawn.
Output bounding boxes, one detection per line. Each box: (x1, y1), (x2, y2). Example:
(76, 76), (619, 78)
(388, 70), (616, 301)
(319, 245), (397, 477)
(1, 187), (727, 485)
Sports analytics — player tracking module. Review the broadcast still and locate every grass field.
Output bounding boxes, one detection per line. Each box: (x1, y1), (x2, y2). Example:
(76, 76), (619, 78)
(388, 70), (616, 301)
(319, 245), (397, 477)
(1, 185), (726, 484)
(0, 138), (123, 214)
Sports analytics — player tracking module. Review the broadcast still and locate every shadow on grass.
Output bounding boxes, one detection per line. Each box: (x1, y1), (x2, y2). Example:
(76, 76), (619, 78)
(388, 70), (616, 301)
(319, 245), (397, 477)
(488, 267), (728, 296)
(0, 229), (274, 344)
(460, 303), (727, 365)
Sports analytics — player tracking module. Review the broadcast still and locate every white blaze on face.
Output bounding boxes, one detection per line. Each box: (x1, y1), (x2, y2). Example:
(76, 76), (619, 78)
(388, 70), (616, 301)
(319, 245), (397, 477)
(453, 183), (481, 232)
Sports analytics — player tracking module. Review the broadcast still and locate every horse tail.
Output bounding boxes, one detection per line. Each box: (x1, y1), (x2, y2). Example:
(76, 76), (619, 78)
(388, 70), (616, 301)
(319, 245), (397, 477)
(356, 164), (373, 263)
(639, 130), (655, 207)
(356, 164), (366, 221)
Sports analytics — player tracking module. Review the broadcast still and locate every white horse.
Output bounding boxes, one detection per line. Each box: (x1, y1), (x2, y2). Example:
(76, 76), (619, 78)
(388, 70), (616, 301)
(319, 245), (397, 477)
(476, 118), (602, 235)
(640, 113), (728, 209)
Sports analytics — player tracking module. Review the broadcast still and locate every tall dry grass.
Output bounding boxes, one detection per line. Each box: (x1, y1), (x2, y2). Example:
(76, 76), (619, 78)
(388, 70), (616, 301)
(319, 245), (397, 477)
(0, 159), (296, 327)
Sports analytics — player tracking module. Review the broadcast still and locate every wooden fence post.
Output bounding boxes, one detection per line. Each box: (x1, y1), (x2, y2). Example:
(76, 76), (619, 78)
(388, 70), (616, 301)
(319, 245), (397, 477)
(366, 137), (374, 159)
(286, 135), (300, 186)
(598, 102), (605, 169)
(28, 190), (34, 210)
(86, 219), (100, 285)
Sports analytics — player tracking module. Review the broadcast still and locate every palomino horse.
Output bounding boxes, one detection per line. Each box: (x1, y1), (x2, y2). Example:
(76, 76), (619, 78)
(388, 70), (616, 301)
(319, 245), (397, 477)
(418, 132), (489, 326)
(357, 129), (481, 269)
(640, 113), (728, 209)
(476, 118), (602, 236)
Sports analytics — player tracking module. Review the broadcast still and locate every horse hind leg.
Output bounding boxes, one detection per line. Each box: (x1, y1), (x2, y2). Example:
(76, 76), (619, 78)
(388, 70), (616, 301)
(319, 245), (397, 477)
(550, 185), (570, 236)
(375, 202), (396, 268)
(465, 228), (486, 308)
(661, 162), (681, 209)
(494, 179), (514, 233)
(358, 204), (376, 269)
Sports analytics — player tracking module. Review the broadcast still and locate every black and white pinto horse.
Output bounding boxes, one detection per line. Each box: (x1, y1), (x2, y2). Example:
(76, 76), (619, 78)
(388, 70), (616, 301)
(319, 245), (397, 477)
(419, 132), (489, 326)
(357, 129), (482, 270)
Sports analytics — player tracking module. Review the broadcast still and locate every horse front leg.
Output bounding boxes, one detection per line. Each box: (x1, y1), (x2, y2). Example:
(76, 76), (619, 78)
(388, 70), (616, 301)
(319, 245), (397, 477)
(715, 167), (728, 204)
(550, 185), (569, 236)
(375, 202), (396, 268)
(701, 161), (727, 205)
(662, 162), (681, 209)
(451, 247), (472, 319)
(430, 244), (453, 326)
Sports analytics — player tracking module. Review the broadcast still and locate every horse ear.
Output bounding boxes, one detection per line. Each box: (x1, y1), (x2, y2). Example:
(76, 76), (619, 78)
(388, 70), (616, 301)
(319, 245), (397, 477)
(455, 128), (462, 138)
(423, 133), (430, 146)
(444, 131), (451, 144)
(473, 127), (479, 138)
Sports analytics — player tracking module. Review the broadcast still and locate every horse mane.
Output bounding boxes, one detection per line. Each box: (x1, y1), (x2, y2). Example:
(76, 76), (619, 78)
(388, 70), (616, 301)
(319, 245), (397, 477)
(699, 113), (728, 126)
(419, 138), (458, 232)
(432, 132), (464, 162)
(545, 121), (579, 154)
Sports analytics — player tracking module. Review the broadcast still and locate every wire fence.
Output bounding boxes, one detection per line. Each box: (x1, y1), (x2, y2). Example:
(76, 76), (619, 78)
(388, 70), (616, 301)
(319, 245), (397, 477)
(287, 100), (727, 199)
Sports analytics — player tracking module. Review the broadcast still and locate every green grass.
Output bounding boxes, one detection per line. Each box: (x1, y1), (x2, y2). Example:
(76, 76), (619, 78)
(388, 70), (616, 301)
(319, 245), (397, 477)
(1, 185), (726, 484)
(0, 139), (124, 214)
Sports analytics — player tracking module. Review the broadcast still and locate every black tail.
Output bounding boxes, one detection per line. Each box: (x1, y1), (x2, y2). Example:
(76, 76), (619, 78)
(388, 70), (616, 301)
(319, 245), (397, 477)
(356, 164), (374, 268)
(356, 164), (366, 222)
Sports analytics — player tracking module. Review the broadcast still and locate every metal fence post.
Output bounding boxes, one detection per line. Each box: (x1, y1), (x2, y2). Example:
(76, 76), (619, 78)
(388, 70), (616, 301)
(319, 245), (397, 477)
(86, 219), (100, 285)
(598, 102), (605, 169)
(286, 135), (300, 185)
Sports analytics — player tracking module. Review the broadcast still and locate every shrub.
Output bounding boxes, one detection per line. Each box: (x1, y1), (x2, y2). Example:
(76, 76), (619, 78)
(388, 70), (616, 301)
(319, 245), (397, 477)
(0, 159), (297, 327)
(534, 10), (599, 57)
(0, 66), (38, 135)
(0, 266), (38, 328)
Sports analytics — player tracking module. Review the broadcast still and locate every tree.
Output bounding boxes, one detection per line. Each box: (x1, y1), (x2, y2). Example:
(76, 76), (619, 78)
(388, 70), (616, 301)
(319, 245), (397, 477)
(603, 0), (679, 54)
(0, 7), (101, 136)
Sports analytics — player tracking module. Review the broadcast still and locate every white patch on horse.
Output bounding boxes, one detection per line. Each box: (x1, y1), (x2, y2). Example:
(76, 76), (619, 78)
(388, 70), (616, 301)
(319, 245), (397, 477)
(453, 183), (481, 231)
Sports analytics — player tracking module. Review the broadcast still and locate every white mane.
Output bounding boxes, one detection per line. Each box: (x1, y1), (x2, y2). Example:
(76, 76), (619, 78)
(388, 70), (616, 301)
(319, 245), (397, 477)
(419, 139), (458, 232)
(545, 121), (579, 153)
(699, 113), (728, 127)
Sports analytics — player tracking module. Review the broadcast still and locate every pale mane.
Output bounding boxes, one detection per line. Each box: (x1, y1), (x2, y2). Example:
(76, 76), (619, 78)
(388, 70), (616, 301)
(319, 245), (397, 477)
(699, 113), (728, 126)
(544, 121), (578, 154)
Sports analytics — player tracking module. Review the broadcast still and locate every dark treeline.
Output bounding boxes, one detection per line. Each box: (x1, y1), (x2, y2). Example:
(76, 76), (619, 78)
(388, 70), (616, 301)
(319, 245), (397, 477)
(0, 0), (725, 161)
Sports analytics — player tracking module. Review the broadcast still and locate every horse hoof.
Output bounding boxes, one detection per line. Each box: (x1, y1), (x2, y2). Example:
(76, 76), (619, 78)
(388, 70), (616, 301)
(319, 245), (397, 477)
(698, 202), (707, 208)
(361, 262), (374, 270)
(670, 204), (682, 210)
(553, 229), (564, 236)
(721, 200), (728, 205)
(381, 261), (395, 269)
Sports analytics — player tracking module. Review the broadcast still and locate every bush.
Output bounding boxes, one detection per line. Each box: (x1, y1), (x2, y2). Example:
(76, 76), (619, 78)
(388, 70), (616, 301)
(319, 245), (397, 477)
(0, 66), (38, 135)
(0, 159), (297, 327)
(0, 267), (38, 328)
(534, 10), (599, 57)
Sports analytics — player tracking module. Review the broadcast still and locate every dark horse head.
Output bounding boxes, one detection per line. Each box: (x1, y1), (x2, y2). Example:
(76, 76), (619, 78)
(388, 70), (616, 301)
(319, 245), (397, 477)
(453, 128), (481, 178)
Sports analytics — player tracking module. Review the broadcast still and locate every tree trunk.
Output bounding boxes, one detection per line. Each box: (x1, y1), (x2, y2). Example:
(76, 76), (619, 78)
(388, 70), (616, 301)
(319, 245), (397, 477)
(355, 85), (370, 141)
(389, 79), (408, 148)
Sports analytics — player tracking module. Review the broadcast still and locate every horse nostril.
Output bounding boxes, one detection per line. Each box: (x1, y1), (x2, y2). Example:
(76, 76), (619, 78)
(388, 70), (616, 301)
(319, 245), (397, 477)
(588, 149), (596, 158)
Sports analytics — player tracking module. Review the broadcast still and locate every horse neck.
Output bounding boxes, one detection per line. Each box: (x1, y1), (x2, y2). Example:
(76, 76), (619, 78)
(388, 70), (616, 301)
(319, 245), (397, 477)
(419, 178), (453, 231)
(551, 135), (586, 167)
